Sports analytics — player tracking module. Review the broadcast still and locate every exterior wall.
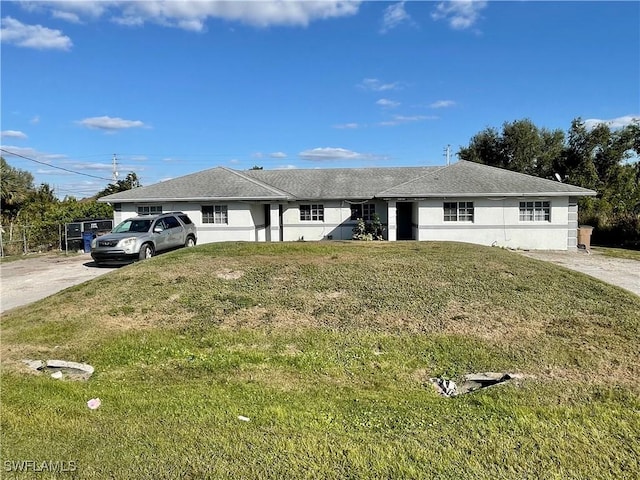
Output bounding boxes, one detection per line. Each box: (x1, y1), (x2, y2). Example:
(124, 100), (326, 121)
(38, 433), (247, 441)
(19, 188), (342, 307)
(269, 204), (280, 242)
(387, 201), (397, 241)
(112, 196), (575, 250)
(281, 200), (388, 242)
(567, 198), (578, 249)
(412, 202), (420, 240)
(416, 196), (572, 250)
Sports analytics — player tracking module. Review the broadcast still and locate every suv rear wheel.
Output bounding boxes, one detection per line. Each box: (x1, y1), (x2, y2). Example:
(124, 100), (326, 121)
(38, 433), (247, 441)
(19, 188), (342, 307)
(139, 243), (154, 261)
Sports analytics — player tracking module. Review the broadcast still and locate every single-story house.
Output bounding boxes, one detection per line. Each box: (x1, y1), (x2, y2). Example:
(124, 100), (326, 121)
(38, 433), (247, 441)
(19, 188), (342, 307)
(99, 160), (597, 250)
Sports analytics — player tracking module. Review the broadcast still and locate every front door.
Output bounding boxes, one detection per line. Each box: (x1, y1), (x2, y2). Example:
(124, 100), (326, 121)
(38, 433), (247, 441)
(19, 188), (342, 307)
(264, 204), (271, 242)
(396, 202), (413, 240)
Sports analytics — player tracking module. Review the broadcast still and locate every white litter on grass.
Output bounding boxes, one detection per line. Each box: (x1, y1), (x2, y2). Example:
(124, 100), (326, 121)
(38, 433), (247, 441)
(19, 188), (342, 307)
(430, 378), (458, 396)
(87, 398), (101, 410)
(237, 416), (250, 422)
(430, 372), (524, 397)
(50, 371), (63, 379)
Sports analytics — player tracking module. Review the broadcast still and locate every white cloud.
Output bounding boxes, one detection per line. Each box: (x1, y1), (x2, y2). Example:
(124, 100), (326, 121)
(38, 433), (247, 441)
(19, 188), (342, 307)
(1, 130), (28, 140)
(333, 123), (361, 129)
(380, 1), (412, 34)
(31, 115), (40, 124)
(78, 116), (148, 131)
(68, 162), (112, 172)
(378, 114), (436, 127)
(0, 17), (73, 50)
(0, 145), (64, 161)
(51, 10), (82, 24)
(36, 168), (73, 176)
(358, 78), (401, 92)
(22, 1), (108, 19)
(26, 1), (362, 31)
(251, 151), (286, 160)
(431, 1), (487, 30)
(583, 115), (639, 130)
(275, 164), (297, 170)
(376, 98), (400, 108)
(430, 100), (456, 109)
(299, 147), (382, 162)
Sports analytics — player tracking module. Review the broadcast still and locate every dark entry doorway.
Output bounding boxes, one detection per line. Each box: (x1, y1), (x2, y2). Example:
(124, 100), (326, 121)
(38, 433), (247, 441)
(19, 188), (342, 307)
(396, 202), (414, 240)
(264, 204), (271, 241)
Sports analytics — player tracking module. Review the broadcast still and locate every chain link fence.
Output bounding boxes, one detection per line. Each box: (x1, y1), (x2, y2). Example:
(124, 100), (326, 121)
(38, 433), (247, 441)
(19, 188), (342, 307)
(0, 222), (63, 256)
(0, 220), (113, 257)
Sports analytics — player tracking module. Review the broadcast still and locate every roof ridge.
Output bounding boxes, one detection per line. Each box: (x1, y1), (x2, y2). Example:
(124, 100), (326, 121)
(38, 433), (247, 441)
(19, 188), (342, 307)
(377, 164), (448, 196)
(220, 167), (292, 198)
(455, 160), (595, 192)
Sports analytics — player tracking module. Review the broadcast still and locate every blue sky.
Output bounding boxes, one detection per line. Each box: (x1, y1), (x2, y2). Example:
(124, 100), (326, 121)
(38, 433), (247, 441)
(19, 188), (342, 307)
(1, 1), (638, 199)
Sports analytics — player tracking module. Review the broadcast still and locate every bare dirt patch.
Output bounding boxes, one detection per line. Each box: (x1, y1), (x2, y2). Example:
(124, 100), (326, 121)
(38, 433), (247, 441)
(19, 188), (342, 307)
(439, 301), (542, 342)
(219, 306), (317, 330)
(216, 269), (245, 280)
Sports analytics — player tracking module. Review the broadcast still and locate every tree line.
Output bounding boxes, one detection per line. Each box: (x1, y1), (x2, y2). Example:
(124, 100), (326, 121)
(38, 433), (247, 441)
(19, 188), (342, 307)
(458, 118), (640, 247)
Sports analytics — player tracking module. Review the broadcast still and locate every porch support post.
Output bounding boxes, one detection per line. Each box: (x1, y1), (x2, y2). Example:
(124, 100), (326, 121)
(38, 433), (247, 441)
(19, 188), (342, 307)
(387, 201), (397, 242)
(269, 204), (281, 242)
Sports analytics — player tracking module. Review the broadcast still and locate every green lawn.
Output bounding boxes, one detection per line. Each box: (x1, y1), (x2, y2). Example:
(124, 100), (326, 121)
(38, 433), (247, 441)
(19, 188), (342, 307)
(592, 246), (640, 261)
(1, 241), (639, 479)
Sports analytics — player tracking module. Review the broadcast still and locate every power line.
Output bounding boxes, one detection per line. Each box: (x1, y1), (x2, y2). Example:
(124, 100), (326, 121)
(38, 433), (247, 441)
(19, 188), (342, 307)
(0, 148), (113, 182)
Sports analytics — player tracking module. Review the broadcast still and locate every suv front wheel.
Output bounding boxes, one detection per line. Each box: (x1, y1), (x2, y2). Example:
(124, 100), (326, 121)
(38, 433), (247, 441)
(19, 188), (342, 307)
(139, 243), (154, 261)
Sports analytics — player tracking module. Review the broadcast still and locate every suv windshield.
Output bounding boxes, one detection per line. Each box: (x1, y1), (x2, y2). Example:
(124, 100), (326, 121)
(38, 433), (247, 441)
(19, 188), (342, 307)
(112, 219), (153, 233)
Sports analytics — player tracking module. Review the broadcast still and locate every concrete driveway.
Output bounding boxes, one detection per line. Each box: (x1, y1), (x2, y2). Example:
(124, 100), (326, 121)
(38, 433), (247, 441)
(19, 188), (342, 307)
(0, 253), (118, 314)
(518, 249), (639, 297)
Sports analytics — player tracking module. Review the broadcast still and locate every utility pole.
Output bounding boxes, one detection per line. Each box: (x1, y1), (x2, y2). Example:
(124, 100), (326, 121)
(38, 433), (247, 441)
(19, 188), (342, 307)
(443, 145), (451, 166)
(112, 154), (119, 182)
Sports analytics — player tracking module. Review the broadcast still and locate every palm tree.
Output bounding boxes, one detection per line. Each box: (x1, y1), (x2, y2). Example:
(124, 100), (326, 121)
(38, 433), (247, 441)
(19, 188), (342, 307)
(1, 157), (34, 218)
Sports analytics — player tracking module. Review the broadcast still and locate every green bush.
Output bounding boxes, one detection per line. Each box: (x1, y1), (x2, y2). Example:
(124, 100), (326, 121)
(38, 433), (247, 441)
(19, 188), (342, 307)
(352, 214), (384, 241)
(580, 212), (640, 249)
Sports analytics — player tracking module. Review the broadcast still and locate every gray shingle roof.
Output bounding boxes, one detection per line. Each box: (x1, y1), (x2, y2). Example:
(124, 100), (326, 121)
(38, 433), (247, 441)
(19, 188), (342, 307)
(99, 167), (289, 202)
(378, 161), (597, 197)
(100, 161), (596, 203)
(244, 166), (440, 200)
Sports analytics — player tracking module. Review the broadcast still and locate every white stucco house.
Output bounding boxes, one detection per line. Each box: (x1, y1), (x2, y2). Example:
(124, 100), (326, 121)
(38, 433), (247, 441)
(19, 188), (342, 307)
(99, 160), (597, 250)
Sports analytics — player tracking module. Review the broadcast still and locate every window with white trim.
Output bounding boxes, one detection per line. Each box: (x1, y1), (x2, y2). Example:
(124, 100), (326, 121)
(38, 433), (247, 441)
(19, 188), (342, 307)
(350, 203), (376, 221)
(300, 204), (324, 221)
(202, 205), (228, 224)
(519, 201), (550, 222)
(137, 205), (163, 215)
(443, 202), (474, 222)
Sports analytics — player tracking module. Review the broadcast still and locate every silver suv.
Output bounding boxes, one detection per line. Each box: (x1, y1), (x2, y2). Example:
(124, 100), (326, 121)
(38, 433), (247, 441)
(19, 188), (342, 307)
(91, 212), (197, 265)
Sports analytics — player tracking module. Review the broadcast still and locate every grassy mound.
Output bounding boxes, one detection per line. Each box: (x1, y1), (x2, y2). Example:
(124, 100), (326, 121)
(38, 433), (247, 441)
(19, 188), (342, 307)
(1, 242), (639, 479)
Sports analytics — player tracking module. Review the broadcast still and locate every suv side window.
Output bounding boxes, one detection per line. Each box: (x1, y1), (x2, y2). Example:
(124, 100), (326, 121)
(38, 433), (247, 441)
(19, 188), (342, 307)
(178, 214), (193, 225)
(153, 219), (167, 231)
(164, 216), (181, 229)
